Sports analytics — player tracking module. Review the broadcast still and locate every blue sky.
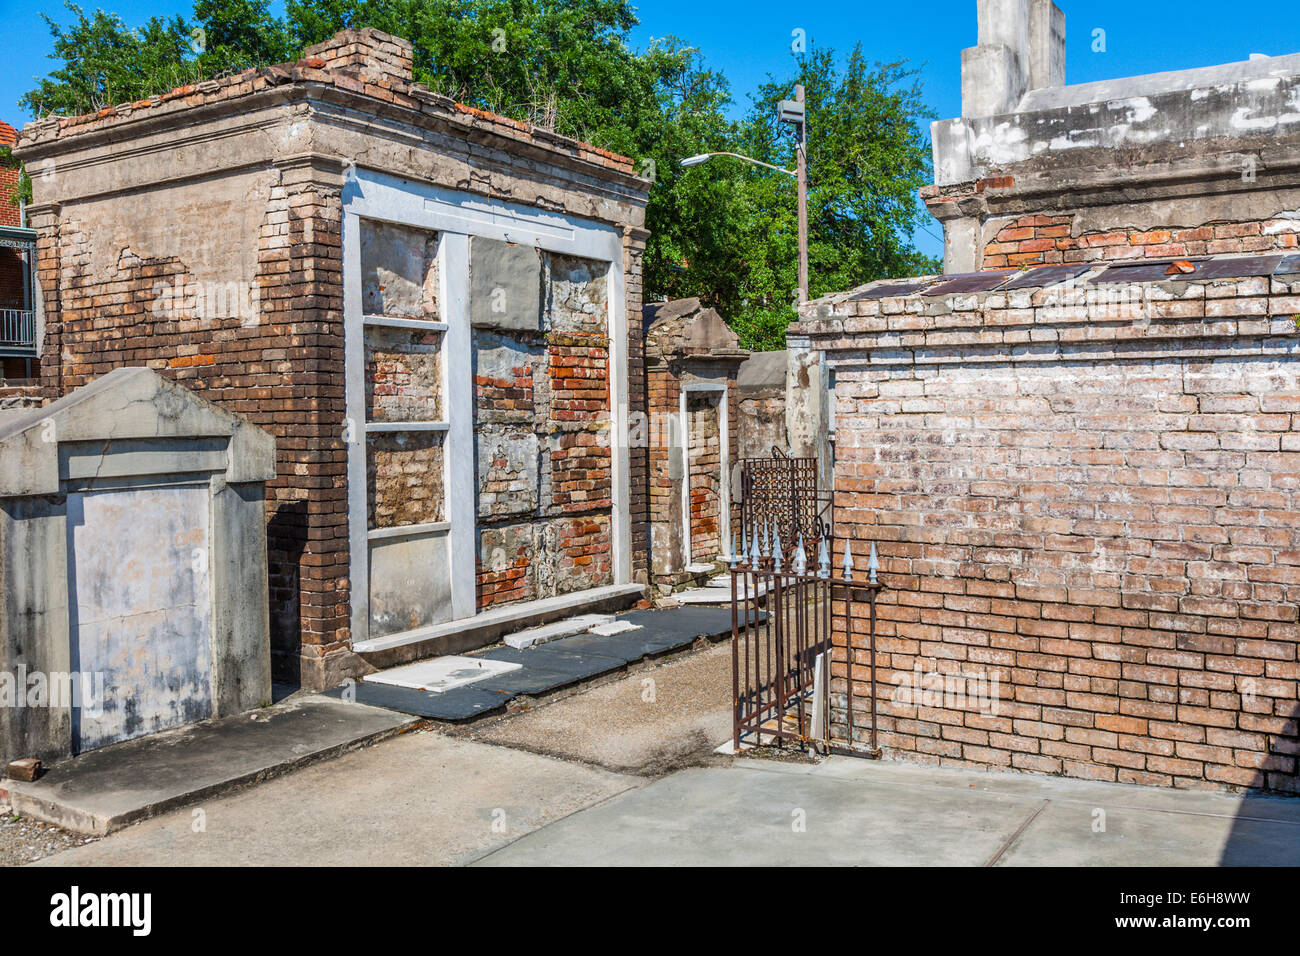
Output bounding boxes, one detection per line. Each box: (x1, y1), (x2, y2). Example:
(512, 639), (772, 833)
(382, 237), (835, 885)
(3, 0), (1299, 257)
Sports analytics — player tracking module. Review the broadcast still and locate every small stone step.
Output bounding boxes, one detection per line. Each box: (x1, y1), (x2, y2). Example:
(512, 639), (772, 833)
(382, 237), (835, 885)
(504, 613), (615, 649)
(6, 697), (415, 835)
(675, 577), (769, 605)
(587, 620), (644, 636)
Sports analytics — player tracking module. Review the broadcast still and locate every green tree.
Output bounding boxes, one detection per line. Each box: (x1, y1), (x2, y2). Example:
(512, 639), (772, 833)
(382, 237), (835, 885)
(0, 146), (33, 210)
(713, 44), (940, 349)
(18, 3), (939, 351)
(192, 0), (295, 70)
(20, 5), (197, 116)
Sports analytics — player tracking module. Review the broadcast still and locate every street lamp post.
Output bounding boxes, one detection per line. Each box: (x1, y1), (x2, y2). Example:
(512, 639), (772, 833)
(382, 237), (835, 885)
(681, 84), (810, 305)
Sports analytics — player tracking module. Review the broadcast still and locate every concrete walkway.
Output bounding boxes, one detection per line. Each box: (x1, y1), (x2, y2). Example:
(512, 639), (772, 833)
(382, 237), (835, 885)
(474, 756), (1300, 866)
(24, 643), (1300, 866)
(35, 735), (1300, 866)
(6, 696), (417, 835)
(33, 731), (636, 866)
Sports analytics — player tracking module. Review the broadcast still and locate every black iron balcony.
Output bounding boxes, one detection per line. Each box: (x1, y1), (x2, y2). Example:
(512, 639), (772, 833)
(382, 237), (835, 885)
(0, 308), (36, 355)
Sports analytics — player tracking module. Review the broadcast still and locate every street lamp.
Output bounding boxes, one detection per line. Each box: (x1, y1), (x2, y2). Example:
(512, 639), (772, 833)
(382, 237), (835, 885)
(680, 85), (810, 304)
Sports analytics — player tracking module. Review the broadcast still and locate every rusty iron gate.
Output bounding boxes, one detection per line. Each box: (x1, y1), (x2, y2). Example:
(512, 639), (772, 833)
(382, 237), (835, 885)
(738, 447), (831, 553)
(730, 532), (883, 756)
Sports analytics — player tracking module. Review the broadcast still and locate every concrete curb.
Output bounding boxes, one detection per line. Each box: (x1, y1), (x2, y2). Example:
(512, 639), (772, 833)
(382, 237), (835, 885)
(7, 699), (419, 836)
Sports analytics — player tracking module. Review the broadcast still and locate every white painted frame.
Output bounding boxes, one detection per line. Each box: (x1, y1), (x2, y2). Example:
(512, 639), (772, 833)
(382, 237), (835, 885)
(680, 382), (730, 568)
(342, 169), (631, 647)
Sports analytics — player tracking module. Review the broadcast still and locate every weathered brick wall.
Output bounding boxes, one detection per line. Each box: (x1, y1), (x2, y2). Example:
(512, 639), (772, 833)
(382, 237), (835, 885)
(0, 383), (41, 408)
(802, 265), (1300, 793)
(625, 228), (651, 584)
(30, 171), (348, 682)
(645, 361), (681, 583)
(984, 215), (1300, 271)
(0, 164), (19, 228)
(644, 359), (742, 586)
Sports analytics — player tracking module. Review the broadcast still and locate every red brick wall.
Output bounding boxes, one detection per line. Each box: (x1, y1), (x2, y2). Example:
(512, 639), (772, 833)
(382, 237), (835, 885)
(0, 165), (20, 228)
(473, 261), (616, 611)
(625, 230), (650, 583)
(984, 214), (1300, 270)
(805, 268), (1300, 793)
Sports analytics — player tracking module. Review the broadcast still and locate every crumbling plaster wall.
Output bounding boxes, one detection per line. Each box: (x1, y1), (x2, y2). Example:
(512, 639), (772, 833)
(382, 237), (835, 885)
(930, 5), (1300, 274)
(472, 243), (614, 609)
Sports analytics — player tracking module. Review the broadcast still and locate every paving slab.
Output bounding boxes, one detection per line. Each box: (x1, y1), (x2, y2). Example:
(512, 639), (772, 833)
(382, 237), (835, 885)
(473, 645), (627, 683)
(674, 577), (769, 604)
(616, 605), (750, 639)
(541, 630), (665, 662)
(474, 762), (1027, 866)
(363, 655), (520, 692)
(347, 606), (746, 724)
(6, 696), (416, 836)
(504, 614), (614, 649)
(588, 620), (643, 636)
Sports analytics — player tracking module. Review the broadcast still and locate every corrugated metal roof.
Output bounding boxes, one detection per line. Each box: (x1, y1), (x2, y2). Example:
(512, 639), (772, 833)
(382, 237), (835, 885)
(1002, 264), (1093, 289)
(923, 270), (1016, 296)
(1186, 256), (1283, 280)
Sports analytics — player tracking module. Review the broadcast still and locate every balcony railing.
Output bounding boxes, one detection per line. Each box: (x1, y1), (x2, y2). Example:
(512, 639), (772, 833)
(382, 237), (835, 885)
(0, 309), (36, 354)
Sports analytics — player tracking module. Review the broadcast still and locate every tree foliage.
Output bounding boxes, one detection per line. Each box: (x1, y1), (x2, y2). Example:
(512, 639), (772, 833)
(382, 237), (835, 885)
(17, 1), (939, 349)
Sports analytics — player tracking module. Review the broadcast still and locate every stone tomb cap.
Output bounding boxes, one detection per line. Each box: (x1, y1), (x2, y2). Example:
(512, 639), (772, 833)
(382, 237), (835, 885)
(0, 367), (276, 497)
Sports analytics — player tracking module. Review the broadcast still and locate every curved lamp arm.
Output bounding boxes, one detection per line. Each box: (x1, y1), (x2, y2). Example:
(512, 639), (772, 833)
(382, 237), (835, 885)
(680, 152), (796, 177)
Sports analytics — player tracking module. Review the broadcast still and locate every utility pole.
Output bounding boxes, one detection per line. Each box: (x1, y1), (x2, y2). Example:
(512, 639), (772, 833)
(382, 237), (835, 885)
(794, 84), (808, 305)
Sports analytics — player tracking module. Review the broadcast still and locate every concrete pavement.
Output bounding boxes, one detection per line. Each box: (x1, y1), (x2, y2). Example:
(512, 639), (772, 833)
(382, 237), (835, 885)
(34, 731), (638, 866)
(473, 755), (1300, 866)
(7, 696), (417, 836)
(28, 637), (1300, 867)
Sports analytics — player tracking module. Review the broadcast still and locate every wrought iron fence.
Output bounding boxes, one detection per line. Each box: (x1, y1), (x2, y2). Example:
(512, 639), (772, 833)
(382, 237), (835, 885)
(730, 532), (883, 755)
